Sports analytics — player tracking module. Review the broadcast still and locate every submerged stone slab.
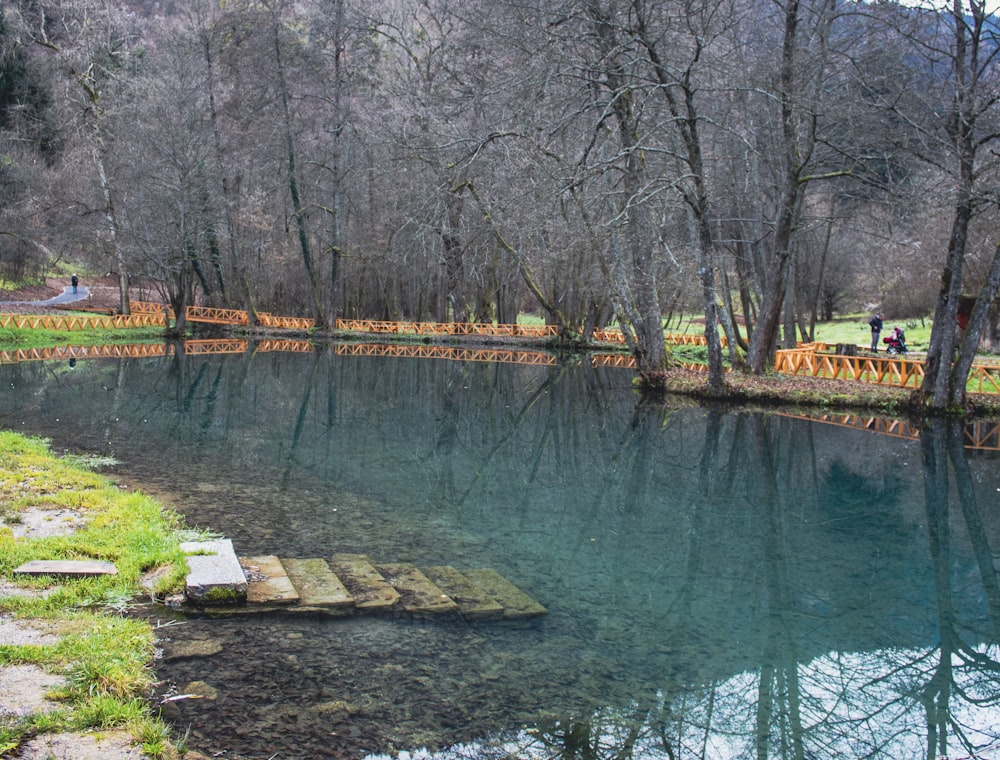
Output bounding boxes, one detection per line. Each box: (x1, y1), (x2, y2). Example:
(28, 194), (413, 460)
(329, 553), (400, 610)
(422, 565), (504, 620)
(461, 568), (547, 619)
(281, 558), (354, 609)
(375, 562), (458, 614)
(241, 555), (300, 605)
(14, 560), (117, 577)
(181, 539), (248, 604)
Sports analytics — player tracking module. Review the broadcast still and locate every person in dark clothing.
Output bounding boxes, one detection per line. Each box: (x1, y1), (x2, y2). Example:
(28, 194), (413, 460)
(869, 313), (883, 352)
(71, 274), (79, 294)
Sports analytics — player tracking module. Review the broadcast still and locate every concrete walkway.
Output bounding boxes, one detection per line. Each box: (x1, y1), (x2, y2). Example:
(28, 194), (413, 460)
(0, 285), (90, 306)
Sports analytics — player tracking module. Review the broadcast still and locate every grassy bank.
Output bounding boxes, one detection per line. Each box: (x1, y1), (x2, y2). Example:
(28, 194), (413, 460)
(0, 432), (189, 758)
(644, 366), (1000, 418)
(0, 325), (165, 351)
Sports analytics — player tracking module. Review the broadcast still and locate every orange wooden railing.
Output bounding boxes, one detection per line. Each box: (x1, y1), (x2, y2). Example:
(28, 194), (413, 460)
(0, 343), (168, 364)
(593, 328), (729, 348)
(255, 338), (314, 353)
(183, 305), (249, 325)
(255, 313), (316, 330)
(129, 302), (173, 318)
(332, 342), (561, 366)
(0, 338), (318, 365)
(125, 304), (726, 347)
(775, 344), (1000, 394)
(968, 365), (1000, 394)
(774, 346), (926, 388)
(780, 411), (1000, 451)
(333, 318), (559, 338)
(182, 339), (248, 354)
(0, 312), (167, 331)
(16, 304), (999, 394)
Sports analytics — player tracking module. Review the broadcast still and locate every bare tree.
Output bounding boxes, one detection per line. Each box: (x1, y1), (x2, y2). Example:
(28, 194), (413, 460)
(915, 2), (1000, 411)
(113, 32), (220, 335)
(16, 0), (144, 314)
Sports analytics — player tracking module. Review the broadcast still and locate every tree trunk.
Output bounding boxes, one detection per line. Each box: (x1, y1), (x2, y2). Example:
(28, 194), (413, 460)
(93, 141), (130, 315)
(922, 0), (979, 412)
(202, 25), (256, 323)
(273, 19), (325, 326)
(79, 65), (129, 315)
(633, 2), (721, 389)
(948, 241), (1000, 408)
(590, 1), (664, 373)
(747, 0), (803, 374)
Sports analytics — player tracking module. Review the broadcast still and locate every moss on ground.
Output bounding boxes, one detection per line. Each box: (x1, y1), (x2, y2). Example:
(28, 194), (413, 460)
(0, 431), (192, 758)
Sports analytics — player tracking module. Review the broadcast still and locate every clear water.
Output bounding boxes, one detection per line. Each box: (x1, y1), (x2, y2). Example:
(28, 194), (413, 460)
(2, 345), (1000, 760)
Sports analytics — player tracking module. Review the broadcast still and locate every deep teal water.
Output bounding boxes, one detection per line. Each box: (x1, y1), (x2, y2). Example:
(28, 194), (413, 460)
(2, 344), (1000, 759)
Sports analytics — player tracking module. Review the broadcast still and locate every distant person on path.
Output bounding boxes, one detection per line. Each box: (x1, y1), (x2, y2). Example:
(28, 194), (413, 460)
(71, 274), (78, 294)
(869, 313), (883, 352)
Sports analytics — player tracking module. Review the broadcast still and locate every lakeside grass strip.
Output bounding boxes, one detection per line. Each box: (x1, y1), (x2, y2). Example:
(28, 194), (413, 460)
(0, 431), (190, 757)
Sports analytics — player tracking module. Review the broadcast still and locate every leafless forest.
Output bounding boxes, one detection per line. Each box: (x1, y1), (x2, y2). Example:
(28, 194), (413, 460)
(2, 0), (1000, 406)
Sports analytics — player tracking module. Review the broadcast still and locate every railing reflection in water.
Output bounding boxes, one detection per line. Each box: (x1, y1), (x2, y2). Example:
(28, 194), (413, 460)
(4, 339), (999, 452)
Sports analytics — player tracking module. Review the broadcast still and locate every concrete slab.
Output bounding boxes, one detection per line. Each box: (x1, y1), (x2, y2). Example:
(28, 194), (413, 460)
(461, 568), (547, 619)
(281, 558), (354, 609)
(13, 560), (117, 577)
(181, 539), (248, 604)
(375, 563), (458, 614)
(0, 664), (63, 716)
(422, 565), (504, 619)
(241, 555), (300, 605)
(329, 553), (400, 610)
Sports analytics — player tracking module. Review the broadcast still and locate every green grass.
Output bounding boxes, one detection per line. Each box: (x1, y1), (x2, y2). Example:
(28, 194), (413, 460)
(808, 313), (933, 352)
(0, 431), (191, 758)
(0, 326), (164, 351)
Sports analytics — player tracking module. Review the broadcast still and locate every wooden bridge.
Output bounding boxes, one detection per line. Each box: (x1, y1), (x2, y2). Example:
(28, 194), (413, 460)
(127, 302), (720, 347)
(182, 539), (546, 621)
(6, 305), (1000, 395)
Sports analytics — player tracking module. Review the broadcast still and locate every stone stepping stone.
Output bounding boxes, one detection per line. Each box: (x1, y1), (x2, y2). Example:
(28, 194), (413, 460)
(181, 539), (248, 605)
(281, 558), (354, 610)
(241, 555), (300, 605)
(461, 568), (547, 619)
(421, 565), (504, 620)
(329, 553), (400, 610)
(375, 562), (458, 614)
(13, 560), (117, 577)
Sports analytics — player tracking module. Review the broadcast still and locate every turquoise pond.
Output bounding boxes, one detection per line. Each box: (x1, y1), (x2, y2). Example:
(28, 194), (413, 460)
(2, 344), (1000, 759)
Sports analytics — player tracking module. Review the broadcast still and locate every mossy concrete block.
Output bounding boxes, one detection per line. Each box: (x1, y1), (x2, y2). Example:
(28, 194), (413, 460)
(461, 568), (547, 619)
(422, 565), (503, 620)
(375, 562), (458, 614)
(181, 539), (248, 604)
(13, 560), (117, 577)
(281, 558), (354, 609)
(241, 555), (300, 605)
(329, 553), (400, 610)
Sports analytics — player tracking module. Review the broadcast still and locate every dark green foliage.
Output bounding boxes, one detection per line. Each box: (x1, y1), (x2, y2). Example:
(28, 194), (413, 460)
(0, 13), (60, 160)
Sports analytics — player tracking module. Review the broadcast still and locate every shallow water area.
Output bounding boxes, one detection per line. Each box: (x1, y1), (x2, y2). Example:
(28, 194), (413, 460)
(2, 344), (1000, 759)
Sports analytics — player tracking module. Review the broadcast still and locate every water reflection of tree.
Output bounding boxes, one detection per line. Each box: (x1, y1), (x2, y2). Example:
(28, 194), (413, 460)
(494, 413), (1000, 760)
(8, 356), (1000, 758)
(918, 418), (1000, 760)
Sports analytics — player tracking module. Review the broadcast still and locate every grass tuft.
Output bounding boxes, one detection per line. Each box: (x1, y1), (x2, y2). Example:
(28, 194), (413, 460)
(0, 432), (193, 758)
